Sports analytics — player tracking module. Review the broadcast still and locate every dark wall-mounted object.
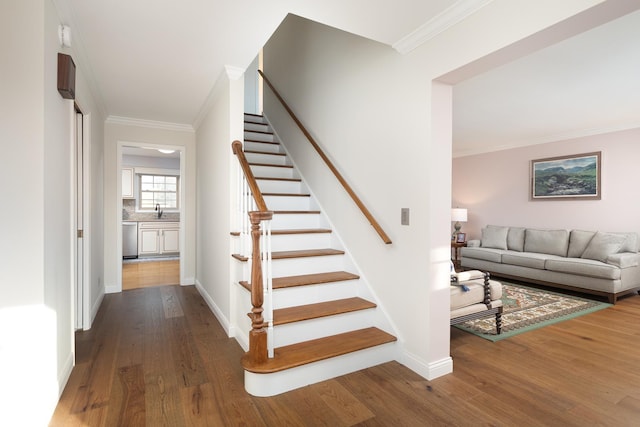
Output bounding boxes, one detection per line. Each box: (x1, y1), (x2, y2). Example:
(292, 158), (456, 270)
(57, 53), (76, 99)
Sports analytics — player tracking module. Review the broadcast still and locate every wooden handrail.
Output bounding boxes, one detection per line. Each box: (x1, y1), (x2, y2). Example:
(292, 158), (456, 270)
(258, 70), (392, 244)
(232, 140), (270, 213)
(233, 140), (273, 366)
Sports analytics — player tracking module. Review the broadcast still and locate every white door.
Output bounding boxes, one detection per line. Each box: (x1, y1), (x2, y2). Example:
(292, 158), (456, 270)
(75, 111), (84, 330)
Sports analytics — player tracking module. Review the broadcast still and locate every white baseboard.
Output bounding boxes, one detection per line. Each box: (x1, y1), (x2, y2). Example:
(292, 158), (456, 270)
(105, 284), (119, 294)
(58, 352), (75, 397)
(88, 290), (105, 330)
(400, 350), (453, 380)
(181, 276), (195, 285)
(195, 279), (231, 336)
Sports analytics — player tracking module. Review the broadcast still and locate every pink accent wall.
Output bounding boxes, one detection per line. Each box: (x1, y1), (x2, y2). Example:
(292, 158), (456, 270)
(452, 128), (640, 240)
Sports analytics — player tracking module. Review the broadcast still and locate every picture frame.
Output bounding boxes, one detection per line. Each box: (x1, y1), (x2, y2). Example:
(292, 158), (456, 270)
(531, 151), (601, 200)
(456, 233), (466, 243)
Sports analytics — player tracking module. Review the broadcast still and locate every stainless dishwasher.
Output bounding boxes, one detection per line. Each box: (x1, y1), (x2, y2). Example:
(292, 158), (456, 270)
(122, 221), (138, 259)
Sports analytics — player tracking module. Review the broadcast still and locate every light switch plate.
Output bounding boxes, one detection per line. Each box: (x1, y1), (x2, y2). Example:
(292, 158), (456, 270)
(401, 208), (410, 225)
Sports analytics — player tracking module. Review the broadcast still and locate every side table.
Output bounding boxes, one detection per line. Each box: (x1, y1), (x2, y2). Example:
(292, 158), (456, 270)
(451, 241), (467, 270)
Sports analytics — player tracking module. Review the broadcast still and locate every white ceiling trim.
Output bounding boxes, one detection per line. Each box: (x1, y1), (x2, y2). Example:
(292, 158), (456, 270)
(225, 65), (245, 81)
(106, 115), (195, 133)
(453, 122), (640, 158)
(393, 0), (494, 54)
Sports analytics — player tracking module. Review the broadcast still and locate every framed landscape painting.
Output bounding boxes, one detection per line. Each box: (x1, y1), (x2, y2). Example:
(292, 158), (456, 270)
(531, 152), (601, 200)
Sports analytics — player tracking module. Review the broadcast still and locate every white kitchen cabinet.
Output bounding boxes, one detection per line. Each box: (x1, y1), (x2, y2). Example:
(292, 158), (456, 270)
(138, 222), (180, 256)
(122, 168), (134, 198)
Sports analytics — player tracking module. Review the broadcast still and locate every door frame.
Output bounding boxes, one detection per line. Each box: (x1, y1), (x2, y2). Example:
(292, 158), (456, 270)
(116, 141), (186, 292)
(71, 104), (92, 331)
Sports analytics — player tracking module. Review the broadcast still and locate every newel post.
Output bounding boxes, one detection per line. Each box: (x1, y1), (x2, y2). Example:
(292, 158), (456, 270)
(246, 210), (273, 365)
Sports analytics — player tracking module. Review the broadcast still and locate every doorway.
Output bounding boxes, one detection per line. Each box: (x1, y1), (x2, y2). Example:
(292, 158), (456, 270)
(117, 143), (185, 291)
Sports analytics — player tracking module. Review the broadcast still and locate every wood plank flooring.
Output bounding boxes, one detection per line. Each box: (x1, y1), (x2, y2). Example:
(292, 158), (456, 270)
(122, 259), (180, 290)
(50, 286), (640, 426)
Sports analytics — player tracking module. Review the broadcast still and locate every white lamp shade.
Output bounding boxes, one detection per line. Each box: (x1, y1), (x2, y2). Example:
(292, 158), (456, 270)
(451, 208), (467, 222)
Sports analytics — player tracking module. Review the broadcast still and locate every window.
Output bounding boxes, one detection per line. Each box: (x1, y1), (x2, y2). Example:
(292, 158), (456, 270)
(139, 174), (178, 209)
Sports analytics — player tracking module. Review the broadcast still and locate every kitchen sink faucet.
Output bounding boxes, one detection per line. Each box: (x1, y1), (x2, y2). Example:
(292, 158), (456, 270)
(155, 203), (163, 219)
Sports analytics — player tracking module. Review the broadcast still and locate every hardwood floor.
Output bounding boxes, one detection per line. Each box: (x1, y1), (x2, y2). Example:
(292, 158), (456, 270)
(50, 285), (640, 426)
(122, 259), (180, 290)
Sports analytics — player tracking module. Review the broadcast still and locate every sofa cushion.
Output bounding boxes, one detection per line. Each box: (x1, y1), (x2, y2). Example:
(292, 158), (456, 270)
(502, 252), (555, 269)
(460, 246), (504, 263)
(606, 252), (640, 268)
(507, 227), (526, 252)
(615, 232), (639, 253)
(545, 258), (621, 280)
(481, 226), (508, 250)
(524, 229), (569, 257)
(568, 230), (596, 258)
(581, 232), (627, 262)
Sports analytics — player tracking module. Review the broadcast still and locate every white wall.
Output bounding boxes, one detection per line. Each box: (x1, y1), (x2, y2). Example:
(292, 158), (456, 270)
(0, 0), (105, 424)
(103, 122), (196, 292)
(453, 128), (640, 239)
(194, 69), (244, 334)
(262, 0), (605, 379)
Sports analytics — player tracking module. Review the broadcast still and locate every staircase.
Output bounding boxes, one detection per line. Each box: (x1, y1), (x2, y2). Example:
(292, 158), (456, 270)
(234, 113), (397, 396)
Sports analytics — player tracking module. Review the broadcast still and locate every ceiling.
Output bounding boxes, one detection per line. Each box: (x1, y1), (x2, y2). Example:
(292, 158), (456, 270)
(53, 1), (640, 156)
(52, 0), (459, 125)
(453, 8), (640, 157)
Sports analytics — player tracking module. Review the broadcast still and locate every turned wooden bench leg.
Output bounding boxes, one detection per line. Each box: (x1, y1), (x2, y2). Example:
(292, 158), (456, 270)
(495, 307), (503, 335)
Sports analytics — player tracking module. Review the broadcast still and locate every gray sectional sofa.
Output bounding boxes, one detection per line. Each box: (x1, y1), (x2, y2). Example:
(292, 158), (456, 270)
(460, 225), (640, 303)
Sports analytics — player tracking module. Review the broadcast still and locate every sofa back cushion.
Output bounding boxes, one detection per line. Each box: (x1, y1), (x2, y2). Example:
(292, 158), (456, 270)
(524, 228), (569, 257)
(615, 232), (639, 253)
(484, 225), (525, 252)
(481, 226), (508, 250)
(568, 230), (596, 258)
(581, 231), (627, 262)
(507, 227), (525, 252)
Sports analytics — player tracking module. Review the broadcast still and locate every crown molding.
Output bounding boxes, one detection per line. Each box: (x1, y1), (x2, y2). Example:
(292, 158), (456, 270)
(225, 65), (245, 81)
(393, 0), (494, 54)
(106, 115), (195, 133)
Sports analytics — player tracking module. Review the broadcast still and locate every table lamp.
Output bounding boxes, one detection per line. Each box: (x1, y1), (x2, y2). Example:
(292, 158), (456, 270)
(451, 208), (467, 240)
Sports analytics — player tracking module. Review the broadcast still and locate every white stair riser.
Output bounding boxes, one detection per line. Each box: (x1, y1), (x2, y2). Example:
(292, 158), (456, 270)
(257, 180), (302, 194)
(244, 141), (282, 154)
(245, 152), (290, 166)
(271, 255), (346, 277)
(244, 114), (266, 124)
(270, 280), (361, 309)
(249, 165), (295, 180)
(271, 214), (321, 229)
(263, 195), (310, 211)
(272, 310), (376, 347)
(269, 233), (332, 252)
(244, 122), (270, 132)
(244, 131), (275, 143)
(244, 342), (397, 397)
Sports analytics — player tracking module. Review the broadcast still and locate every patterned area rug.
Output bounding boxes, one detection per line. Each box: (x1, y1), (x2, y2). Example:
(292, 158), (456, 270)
(454, 282), (611, 341)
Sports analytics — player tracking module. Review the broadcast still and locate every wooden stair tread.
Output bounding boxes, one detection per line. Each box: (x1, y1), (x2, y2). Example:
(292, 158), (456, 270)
(256, 177), (302, 182)
(242, 327), (396, 373)
(239, 271), (360, 291)
(272, 228), (331, 235)
(263, 192), (310, 197)
(244, 150), (286, 157)
(273, 297), (375, 325)
(272, 248), (344, 259)
(249, 162), (294, 169)
(244, 129), (274, 135)
(232, 253), (248, 262)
